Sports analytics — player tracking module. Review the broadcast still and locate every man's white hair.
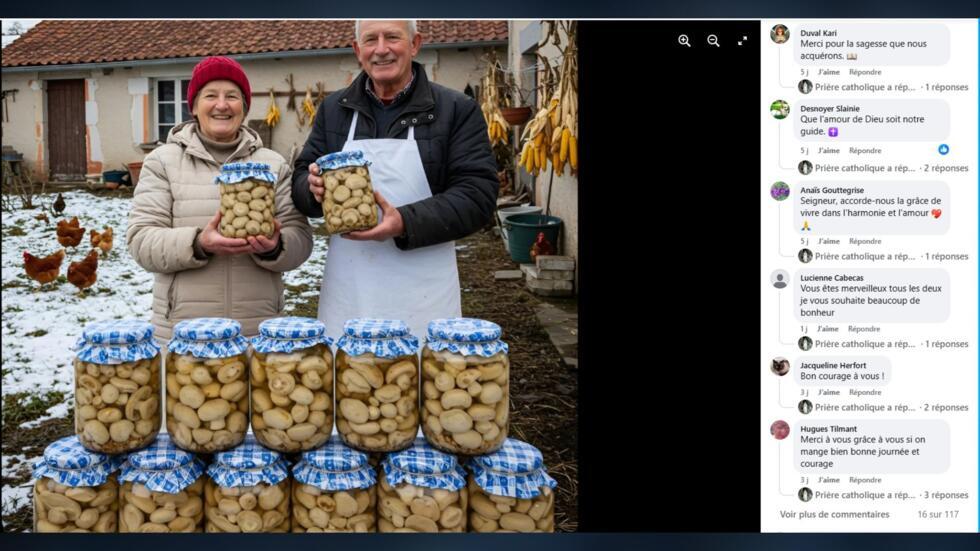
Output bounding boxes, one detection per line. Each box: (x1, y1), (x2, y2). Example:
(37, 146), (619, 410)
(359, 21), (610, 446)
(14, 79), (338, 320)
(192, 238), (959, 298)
(354, 20), (417, 42)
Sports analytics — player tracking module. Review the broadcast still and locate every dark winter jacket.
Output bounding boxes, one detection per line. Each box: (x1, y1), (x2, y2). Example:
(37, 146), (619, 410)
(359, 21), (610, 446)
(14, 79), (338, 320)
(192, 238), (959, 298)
(291, 62), (498, 250)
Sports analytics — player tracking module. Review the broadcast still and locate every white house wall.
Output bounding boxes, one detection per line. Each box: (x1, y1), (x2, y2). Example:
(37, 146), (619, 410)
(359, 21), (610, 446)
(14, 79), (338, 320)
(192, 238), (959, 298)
(0, 73), (44, 179)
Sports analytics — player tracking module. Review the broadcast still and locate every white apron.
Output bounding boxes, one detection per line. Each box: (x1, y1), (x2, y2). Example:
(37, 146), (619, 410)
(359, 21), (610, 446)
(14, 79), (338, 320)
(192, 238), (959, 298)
(318, 111), (462, 339)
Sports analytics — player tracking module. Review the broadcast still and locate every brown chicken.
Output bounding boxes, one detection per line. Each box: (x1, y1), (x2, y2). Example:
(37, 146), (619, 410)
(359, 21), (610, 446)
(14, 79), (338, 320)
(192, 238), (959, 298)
(67, 249), (99, 294)
(23, 249), (66, 289)
(529, 232), (554, 263)
(90, 226), (113, 256)
(35, 212), (50, 224)
(56, 217), (85, 248)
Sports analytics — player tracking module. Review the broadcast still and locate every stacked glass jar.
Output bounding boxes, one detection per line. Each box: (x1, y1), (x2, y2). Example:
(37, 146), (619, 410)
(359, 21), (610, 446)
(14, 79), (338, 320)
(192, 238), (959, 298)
(335, 319), (420, 452)
(32, 436), (124, 532)
(466, 438), (557, 532)
(117, 434), (207, 532)
(205, 434), (291, 532)
(377, 438), (468, 532)
(421, 318), (510, 454)
(250, 317), (334, 452)
(291, 441), (378, 532)
(74, 319), (162, 454)
(165, 317), (250, 453)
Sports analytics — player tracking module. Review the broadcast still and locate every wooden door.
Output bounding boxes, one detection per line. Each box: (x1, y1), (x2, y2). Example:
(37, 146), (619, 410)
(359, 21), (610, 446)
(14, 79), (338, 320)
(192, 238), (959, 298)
(47, 79), (86, 180)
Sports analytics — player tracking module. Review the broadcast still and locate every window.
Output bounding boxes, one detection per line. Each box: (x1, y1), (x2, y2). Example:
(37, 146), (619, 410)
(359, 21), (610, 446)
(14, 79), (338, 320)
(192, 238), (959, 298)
(155, 78), (191, 140)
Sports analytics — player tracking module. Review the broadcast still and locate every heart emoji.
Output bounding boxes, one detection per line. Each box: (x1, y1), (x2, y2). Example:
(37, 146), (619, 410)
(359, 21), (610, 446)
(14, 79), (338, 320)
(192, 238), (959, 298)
(931, 209), (942, 219)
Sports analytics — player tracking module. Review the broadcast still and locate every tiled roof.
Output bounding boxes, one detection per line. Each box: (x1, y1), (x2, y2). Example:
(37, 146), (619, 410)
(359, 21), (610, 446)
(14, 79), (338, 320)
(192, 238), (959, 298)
(2, 20), (508, 67)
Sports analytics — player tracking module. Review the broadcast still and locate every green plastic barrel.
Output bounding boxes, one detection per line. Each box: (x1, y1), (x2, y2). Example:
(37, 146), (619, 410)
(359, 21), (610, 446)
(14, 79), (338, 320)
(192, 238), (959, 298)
(504, 214), (562, 264)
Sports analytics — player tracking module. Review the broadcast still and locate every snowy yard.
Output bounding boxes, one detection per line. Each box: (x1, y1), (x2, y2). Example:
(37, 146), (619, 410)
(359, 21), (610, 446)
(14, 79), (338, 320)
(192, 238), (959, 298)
(1, 189), (327, 528)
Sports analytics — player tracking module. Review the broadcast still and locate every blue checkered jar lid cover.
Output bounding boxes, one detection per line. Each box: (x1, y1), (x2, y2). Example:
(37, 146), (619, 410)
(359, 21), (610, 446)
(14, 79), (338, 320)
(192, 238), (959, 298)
(75, 319), (160, 364)
(208, 434), (290, 487)
(336, 318), (419, 359)
(214, 162), (276, 184)
(251, 317), (333, 353)
(315, 150), (371, 171)
(382, 438), (466, 491)
(168, 317), (249, 358)
(118, 434), (205, 494)
(425, 318), (509, 358)
(468, 438), (557, 499)
(32, 435), (125, 487)
(293, 440), (376, 491)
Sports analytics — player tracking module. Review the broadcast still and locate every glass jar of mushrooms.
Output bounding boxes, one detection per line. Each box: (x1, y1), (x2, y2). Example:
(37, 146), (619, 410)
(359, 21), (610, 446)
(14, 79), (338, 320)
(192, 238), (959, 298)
(214, 162), (277, 239)
(377, 438), (468, 533)
(32, 435), (124, 533)
(314, 150), (378, 235)
(204, 435), (291, 532)
(421, 318), (509, 454)
(249, 317), (334, 452)
(117, 434), (207, 532)
(466, 438), (557, 532)
(165, 318), (250, 453)
(291, 441), (377, 532)
(74, 319), (162, 454)
(335, 318), (420, 453)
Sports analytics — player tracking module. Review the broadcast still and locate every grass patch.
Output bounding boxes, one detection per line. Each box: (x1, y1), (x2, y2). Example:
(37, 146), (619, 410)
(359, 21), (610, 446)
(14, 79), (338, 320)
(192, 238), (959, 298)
(1, 390), (67, 427)
(6, 226), (27, 237)
(284, 282), (319, 318)
(24, 329), (48, 337)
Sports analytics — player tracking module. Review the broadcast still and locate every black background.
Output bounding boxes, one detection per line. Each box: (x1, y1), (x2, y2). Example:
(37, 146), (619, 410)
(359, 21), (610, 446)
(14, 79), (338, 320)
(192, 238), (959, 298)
(578, 20), (762, 532)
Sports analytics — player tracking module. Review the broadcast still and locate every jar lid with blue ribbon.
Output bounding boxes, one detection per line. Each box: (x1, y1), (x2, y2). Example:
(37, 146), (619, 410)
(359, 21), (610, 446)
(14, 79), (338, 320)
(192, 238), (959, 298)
(467, 438), (557, 499)
(168, 317), (249, 359)
(336, 318), (419, 359)
(293, 441), (377, 491)
(382, 438), (466, 491)
(207, 434), (290, 488)
(32, 435), (125, 487)
(213, 162), (276, 185)
(75, 319), (160, 364)
(315, 150), (370, 171)
(251, 317), (333, 354)
(118, 433), (206, 494)
(425, 318), (509, 358)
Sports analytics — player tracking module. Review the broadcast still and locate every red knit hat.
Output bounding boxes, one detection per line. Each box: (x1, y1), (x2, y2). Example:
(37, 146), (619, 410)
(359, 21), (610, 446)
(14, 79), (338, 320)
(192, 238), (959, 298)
(186, 56), (251, 112)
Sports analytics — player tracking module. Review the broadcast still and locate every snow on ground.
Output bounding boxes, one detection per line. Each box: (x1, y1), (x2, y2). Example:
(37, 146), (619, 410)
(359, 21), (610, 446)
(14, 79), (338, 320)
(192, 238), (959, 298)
(1, 453), (34, 530)
(2, 192), (153, 410)
(1, 190), (328, 524)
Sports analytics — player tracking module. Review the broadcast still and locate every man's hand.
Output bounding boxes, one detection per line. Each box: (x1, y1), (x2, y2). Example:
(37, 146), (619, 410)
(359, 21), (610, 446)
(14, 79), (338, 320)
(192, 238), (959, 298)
(246, 219), (282, 255)
(199, 211), (254, 255)
(343, 191), (405, 242)
(308, 163), (325, 203)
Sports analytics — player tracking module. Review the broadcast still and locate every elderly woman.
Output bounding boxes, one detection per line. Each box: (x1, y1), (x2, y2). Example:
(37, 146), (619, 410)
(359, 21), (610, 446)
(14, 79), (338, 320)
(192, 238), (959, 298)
(127, 56), (313, 341)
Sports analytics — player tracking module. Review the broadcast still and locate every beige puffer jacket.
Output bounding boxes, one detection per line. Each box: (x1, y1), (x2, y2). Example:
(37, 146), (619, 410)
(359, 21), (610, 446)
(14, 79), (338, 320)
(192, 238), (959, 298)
(127, 121), (313, 342)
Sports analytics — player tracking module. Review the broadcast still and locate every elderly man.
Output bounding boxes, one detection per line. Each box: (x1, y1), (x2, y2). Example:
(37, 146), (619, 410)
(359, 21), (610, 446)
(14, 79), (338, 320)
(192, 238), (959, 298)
(292, 19), (498, 338)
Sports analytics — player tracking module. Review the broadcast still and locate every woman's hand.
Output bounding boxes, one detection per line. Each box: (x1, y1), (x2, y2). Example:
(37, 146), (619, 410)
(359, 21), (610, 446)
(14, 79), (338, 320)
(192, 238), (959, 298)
(199, 211), (254, 255)
(246, 219), (282, 255)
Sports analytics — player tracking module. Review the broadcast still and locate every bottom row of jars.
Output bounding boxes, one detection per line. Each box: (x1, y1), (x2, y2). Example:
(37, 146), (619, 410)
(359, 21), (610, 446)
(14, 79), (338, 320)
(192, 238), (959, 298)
(33, 434), (556, 533)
